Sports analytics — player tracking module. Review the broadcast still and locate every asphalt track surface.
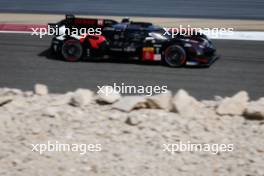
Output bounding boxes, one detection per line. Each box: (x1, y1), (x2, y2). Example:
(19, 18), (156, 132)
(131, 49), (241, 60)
(0, 0), (264, 19)
(0, 33), (263, 99)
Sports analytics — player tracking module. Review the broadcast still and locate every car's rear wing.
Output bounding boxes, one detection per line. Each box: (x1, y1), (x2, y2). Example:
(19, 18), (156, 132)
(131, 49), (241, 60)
(48, 14), (118, 36)
(49, 14), (118, 29)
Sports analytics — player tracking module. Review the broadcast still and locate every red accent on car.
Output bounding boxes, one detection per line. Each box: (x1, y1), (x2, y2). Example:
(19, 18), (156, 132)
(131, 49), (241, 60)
(193, 58), (208, 63)
(80, 34), (106, 49)
(79, 34), (87, 43)
(74, 19), (97, 25)
(142, 48), (154, 61)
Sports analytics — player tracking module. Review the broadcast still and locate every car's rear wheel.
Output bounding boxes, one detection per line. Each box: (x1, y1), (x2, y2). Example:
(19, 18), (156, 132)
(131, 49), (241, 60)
(163, 45), (186, 67)
(61, 39), (83, 62)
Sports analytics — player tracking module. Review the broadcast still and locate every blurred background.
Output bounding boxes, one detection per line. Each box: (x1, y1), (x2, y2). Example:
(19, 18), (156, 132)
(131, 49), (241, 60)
(1, 0), (264, 19)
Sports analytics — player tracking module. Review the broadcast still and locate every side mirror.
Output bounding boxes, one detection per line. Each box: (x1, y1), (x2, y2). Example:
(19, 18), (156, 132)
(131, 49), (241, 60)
(121, 17), (130, 23)
(65, 14), (75, 20)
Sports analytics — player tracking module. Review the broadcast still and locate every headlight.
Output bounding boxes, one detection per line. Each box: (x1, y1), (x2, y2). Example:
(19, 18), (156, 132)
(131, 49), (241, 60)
(184, 43), (192, 47)
(149, 32), (168, 40)
(199, 44), (205, 49)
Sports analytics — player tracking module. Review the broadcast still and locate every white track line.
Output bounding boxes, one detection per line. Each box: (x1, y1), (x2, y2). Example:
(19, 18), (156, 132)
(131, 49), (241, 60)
(205, 31), (264, 41)
(1, 30), (264, 41)
(0, 30), (32, 34)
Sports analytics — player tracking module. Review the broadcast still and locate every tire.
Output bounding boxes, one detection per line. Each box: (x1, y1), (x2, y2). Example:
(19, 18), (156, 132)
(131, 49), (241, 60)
(61, 39), (84, 62)
(163, 45), (186, 67)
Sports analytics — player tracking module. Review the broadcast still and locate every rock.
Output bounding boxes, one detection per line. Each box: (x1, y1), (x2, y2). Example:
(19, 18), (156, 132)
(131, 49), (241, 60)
(214, 96), (223, 101)
(146, 91), (173, 111)
(244, 98), (264, 120)
(0, 88), (22, 96)
(3, 97), (28, 110)
(112, 96), (147, 112)
(50, 92), (73, 106)
(172, 89), (202, 117)
(108, 111), (126, 121)
(70, 89), (93, 107)
(125, 111), (151, 126)
(34, 84), (49, 96)
(216, 91), (249, 115)
(23, 91), (34, 97)
(0, 96), (13, 106)
(126, 114), (142, 126)
(31, 126), (42, 134)
(97, 86), (121, 104)
(42, 107), (59, 118)
(201, 100), (219, 108)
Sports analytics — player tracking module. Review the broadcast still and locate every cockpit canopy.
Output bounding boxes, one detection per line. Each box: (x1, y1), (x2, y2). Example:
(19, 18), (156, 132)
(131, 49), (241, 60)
(113, 20), (162, 32)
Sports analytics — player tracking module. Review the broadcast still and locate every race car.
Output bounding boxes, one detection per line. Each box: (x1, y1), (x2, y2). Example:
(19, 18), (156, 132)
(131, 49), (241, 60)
(49, 14), (219, 67)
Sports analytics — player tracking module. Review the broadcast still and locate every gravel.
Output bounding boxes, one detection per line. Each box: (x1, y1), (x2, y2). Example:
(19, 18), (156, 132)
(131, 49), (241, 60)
(0, 87), (263, 176)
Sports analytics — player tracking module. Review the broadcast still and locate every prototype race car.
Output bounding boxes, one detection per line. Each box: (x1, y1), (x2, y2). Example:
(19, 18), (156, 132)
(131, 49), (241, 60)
(50, 15), (219, 67)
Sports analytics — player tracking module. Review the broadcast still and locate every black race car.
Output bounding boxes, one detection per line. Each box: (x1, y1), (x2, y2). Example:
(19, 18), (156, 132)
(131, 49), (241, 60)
(50, 15), (219, 67)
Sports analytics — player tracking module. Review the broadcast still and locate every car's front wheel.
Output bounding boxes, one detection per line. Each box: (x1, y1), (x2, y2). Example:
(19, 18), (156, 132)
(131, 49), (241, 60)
(163, 45), (186, 67)
(61, 39), (84, 62)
